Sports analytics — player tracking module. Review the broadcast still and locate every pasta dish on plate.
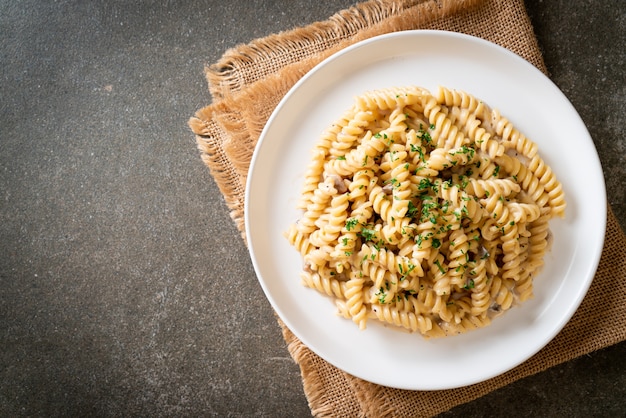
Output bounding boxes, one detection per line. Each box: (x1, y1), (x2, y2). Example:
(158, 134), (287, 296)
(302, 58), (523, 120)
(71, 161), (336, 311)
(285, 86), (565, 338)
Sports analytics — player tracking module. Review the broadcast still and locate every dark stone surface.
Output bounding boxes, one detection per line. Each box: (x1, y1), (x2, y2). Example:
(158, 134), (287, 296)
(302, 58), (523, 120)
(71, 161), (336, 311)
(0, 0), (623, 416)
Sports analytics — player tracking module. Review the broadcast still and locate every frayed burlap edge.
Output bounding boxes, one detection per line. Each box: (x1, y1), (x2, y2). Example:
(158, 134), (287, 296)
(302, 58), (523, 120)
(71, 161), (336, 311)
(204, 0), (483, 99)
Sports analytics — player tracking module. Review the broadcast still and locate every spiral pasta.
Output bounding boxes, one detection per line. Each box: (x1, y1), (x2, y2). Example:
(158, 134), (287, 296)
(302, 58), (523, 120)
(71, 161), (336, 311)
(285, 86), (565, 338)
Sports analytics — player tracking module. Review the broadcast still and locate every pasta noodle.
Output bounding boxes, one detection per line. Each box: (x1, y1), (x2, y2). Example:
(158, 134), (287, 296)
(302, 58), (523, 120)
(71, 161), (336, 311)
(285, 86), (565, 338)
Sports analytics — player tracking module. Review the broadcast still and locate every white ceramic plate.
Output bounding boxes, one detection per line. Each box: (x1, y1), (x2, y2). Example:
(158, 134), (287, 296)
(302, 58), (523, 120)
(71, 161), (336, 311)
(245, 30), (606, 390)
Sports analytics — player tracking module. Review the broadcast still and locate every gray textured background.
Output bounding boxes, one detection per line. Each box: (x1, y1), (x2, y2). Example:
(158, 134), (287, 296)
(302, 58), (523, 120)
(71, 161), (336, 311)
(1, 1), (624, 416)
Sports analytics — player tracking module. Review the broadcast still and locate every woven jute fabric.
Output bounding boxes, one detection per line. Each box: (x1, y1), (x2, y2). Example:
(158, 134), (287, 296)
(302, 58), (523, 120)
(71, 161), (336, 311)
(189, 0), (626, 416)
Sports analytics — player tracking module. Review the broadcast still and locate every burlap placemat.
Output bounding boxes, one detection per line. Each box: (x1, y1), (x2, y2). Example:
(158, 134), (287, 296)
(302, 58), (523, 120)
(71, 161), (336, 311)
(189, 0), (626, 416)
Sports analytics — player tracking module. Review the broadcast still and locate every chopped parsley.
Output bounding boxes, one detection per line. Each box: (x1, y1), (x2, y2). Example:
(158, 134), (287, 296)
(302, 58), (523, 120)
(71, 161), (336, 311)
(359, 227), (377, 242)
(407, 200), (418, 218)
(434, 259), (446, 274)
(345, 218), (359, 231)
(418, 124), (434, 145)
(375, 286), (387, 304)
(463, 279), (475, 290)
